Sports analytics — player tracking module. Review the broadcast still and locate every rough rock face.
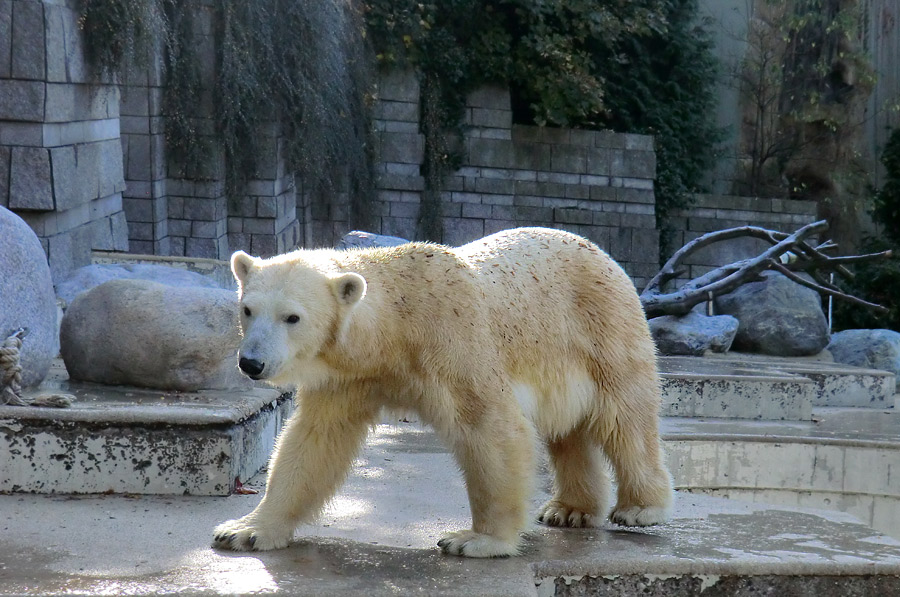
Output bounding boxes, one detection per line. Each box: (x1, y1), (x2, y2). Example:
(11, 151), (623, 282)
(649, 310), (739, 356)
(828, 329), (900, 391)
(55, 263), (224, 308)
(60, 279), (250, 391)
(337, 231), (409, 250)
(0, 207), (59, 388)
(714, 271), (830, 357)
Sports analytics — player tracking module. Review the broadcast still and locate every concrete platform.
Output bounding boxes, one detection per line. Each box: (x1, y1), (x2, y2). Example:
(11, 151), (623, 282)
(2, 423), (900, 596)
(659, 354), (897, 420)
(0, 361), (293, 495)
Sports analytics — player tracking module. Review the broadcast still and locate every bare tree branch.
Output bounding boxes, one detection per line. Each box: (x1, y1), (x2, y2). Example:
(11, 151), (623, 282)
(640, 220), (889, 318)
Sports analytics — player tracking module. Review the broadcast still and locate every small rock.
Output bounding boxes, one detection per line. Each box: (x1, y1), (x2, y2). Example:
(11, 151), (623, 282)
(0, 207), (59, 388)
(828, 329), (900, 392)
(715, 271), (830, 357)
(55, 263), (224, 308)
(60, 279), (250, 391)
(337, 231), (409, 250)
(649, 310), (739, 356)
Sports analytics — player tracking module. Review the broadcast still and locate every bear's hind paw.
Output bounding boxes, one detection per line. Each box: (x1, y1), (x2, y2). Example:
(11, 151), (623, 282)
(438, 530), (519, 558)
(538, 501), (599, 528)
(212, 517), (293, 551)
(609, 505), (668, 527)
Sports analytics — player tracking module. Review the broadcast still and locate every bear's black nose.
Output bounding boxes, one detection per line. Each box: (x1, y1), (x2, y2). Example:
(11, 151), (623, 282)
(239, 357), (265, 378)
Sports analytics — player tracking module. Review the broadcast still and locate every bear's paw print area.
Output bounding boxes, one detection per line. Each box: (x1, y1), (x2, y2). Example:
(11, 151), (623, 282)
(213, 516), (293, 551)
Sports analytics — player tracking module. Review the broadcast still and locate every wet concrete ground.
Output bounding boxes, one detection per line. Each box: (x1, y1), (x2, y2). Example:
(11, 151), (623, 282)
(2, 423), (899, 596)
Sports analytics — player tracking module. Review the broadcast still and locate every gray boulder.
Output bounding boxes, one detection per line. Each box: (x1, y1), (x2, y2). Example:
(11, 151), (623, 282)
(338, 231), (409, 250)
(828, 329), (900, 391)
(55, 263), (224, 308)
(60, 279), (250, 391)
(0, 207), (59, 388)
(649, 310), (739, 356)
(714, 271), (830, 356)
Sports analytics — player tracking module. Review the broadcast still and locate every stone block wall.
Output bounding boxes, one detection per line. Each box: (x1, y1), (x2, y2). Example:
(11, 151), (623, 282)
(667, 193), (818, 284)
(0, 0), (128, 281)
(364, 73), (660, 287)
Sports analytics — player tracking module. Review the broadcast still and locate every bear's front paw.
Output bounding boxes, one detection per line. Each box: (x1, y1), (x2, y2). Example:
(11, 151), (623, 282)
(609, 505), (668, 527)
(212, 516), (293, 551)
(538, 501), (599, 528)
(437, 530), (519, 558)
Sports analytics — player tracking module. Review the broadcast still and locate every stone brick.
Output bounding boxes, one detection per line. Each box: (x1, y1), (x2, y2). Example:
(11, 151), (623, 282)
(44, 4), (67, 83)
(513, 195), (543, 207)
(467, 85), (510, 110)
(241, 218), (275, 235)
(554, 208), (593, 225)
(625, 134), (654, 151)
(381, 216), (416, 240)
(462, 203), (492, 219)
(378, 132), (424, 164)
(251, 234), (276, 257)
(484, 219), (518, 235)
(129, 221), (154, 241)
(581, 225), (610, 251)
(125, 134), (152, 182)
(544, 197), (579, 209)
(374, 100), (418, 122)
(0, 146), (9, 208)
(491, 205), (515, 220)
(469, 107), (511, 129)
(513, 143), (551, 171)
(12, 0), (44, 80)
(378, 69), (419, 102)
(110, 211), (129, 251)
(442, 217), (484, 246)
(594, 130), (626, 149)
(98, 139), (126, 197)
(0, 79), (45, 121)
(565, 185), (590, 200)
(515, 205), (552, 222)
(592, 211), (621, 227)
(0, 1), (10, 78)
(256, 196), (277, 218)
(551, 145), (587, 173)
(625, 150), (656, 179)
(9, 147), (53, 210)
(468, 138), (515, 169)
(632, 228), (660, 264)
(474, 177), (515, 195)
(609, 227), (633, 262)
(168, 219), (191, 237)
(123, 197), (152, 223)
(390, 201), (418, 219)
(185, 237), (218, 259)
(586, 147), (611, 176)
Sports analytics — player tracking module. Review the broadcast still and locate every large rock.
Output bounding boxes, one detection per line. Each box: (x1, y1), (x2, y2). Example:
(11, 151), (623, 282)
(649, 310), (739, 356)
(714, 271), (830, 357)
(60, 279), (250, 391)
(828, 329), (900, 391)
(338, 231), (409, 250)
(55, 263), (224, 308)
(0, 207), (59, 388)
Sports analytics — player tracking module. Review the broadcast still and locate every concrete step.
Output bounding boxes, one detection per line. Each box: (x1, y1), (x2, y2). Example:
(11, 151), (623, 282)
(0, 361), (293, 495)
(659, 356), (815, 420)
(3, 424), (900, 596)
(662, 407), (900, 540)
(659, 354), (897, 420)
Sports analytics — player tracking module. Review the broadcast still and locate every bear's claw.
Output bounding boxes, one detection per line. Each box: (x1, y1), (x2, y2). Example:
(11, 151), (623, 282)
(538, 501), (598, 528)
(609, 505), (668, 527)
(438, 530), (519, 558)
(212, 517), (292, 551)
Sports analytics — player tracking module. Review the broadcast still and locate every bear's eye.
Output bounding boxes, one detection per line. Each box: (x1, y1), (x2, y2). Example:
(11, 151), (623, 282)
(285, 314), (300, 324)
(243, 306), (252, 317)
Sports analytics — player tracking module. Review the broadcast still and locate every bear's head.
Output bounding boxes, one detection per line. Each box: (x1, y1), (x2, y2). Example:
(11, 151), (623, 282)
(230, 250), (367, 387)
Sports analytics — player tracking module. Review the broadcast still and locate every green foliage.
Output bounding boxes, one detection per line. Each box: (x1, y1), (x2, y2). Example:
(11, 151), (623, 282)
(80, 0), (376, 228)
(78, 0), (164, 75)
(597, 0), (722, 261)
(873, 129), (900, 246)
(366, 0), (719, 249)
(833, 129), (900, 332)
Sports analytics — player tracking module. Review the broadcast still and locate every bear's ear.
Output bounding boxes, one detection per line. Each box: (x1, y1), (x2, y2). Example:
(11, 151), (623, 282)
(331, 272), (367, 306)
(231, 251), (256, 285)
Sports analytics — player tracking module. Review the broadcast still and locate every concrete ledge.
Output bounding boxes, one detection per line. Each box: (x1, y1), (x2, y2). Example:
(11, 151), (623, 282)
(2, 425), (899, 596)
(0, 361), (292, 495)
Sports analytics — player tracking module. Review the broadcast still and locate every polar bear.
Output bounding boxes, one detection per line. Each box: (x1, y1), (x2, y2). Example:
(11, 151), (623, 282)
(213, 227), (672, 558)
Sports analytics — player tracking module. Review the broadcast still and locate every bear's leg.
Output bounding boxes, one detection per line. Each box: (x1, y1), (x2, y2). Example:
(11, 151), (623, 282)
(212, 393), (374, 551)
(437, 409), (535, 558)
(600, 406), (673, 527)
(538, 424), (609, 528)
